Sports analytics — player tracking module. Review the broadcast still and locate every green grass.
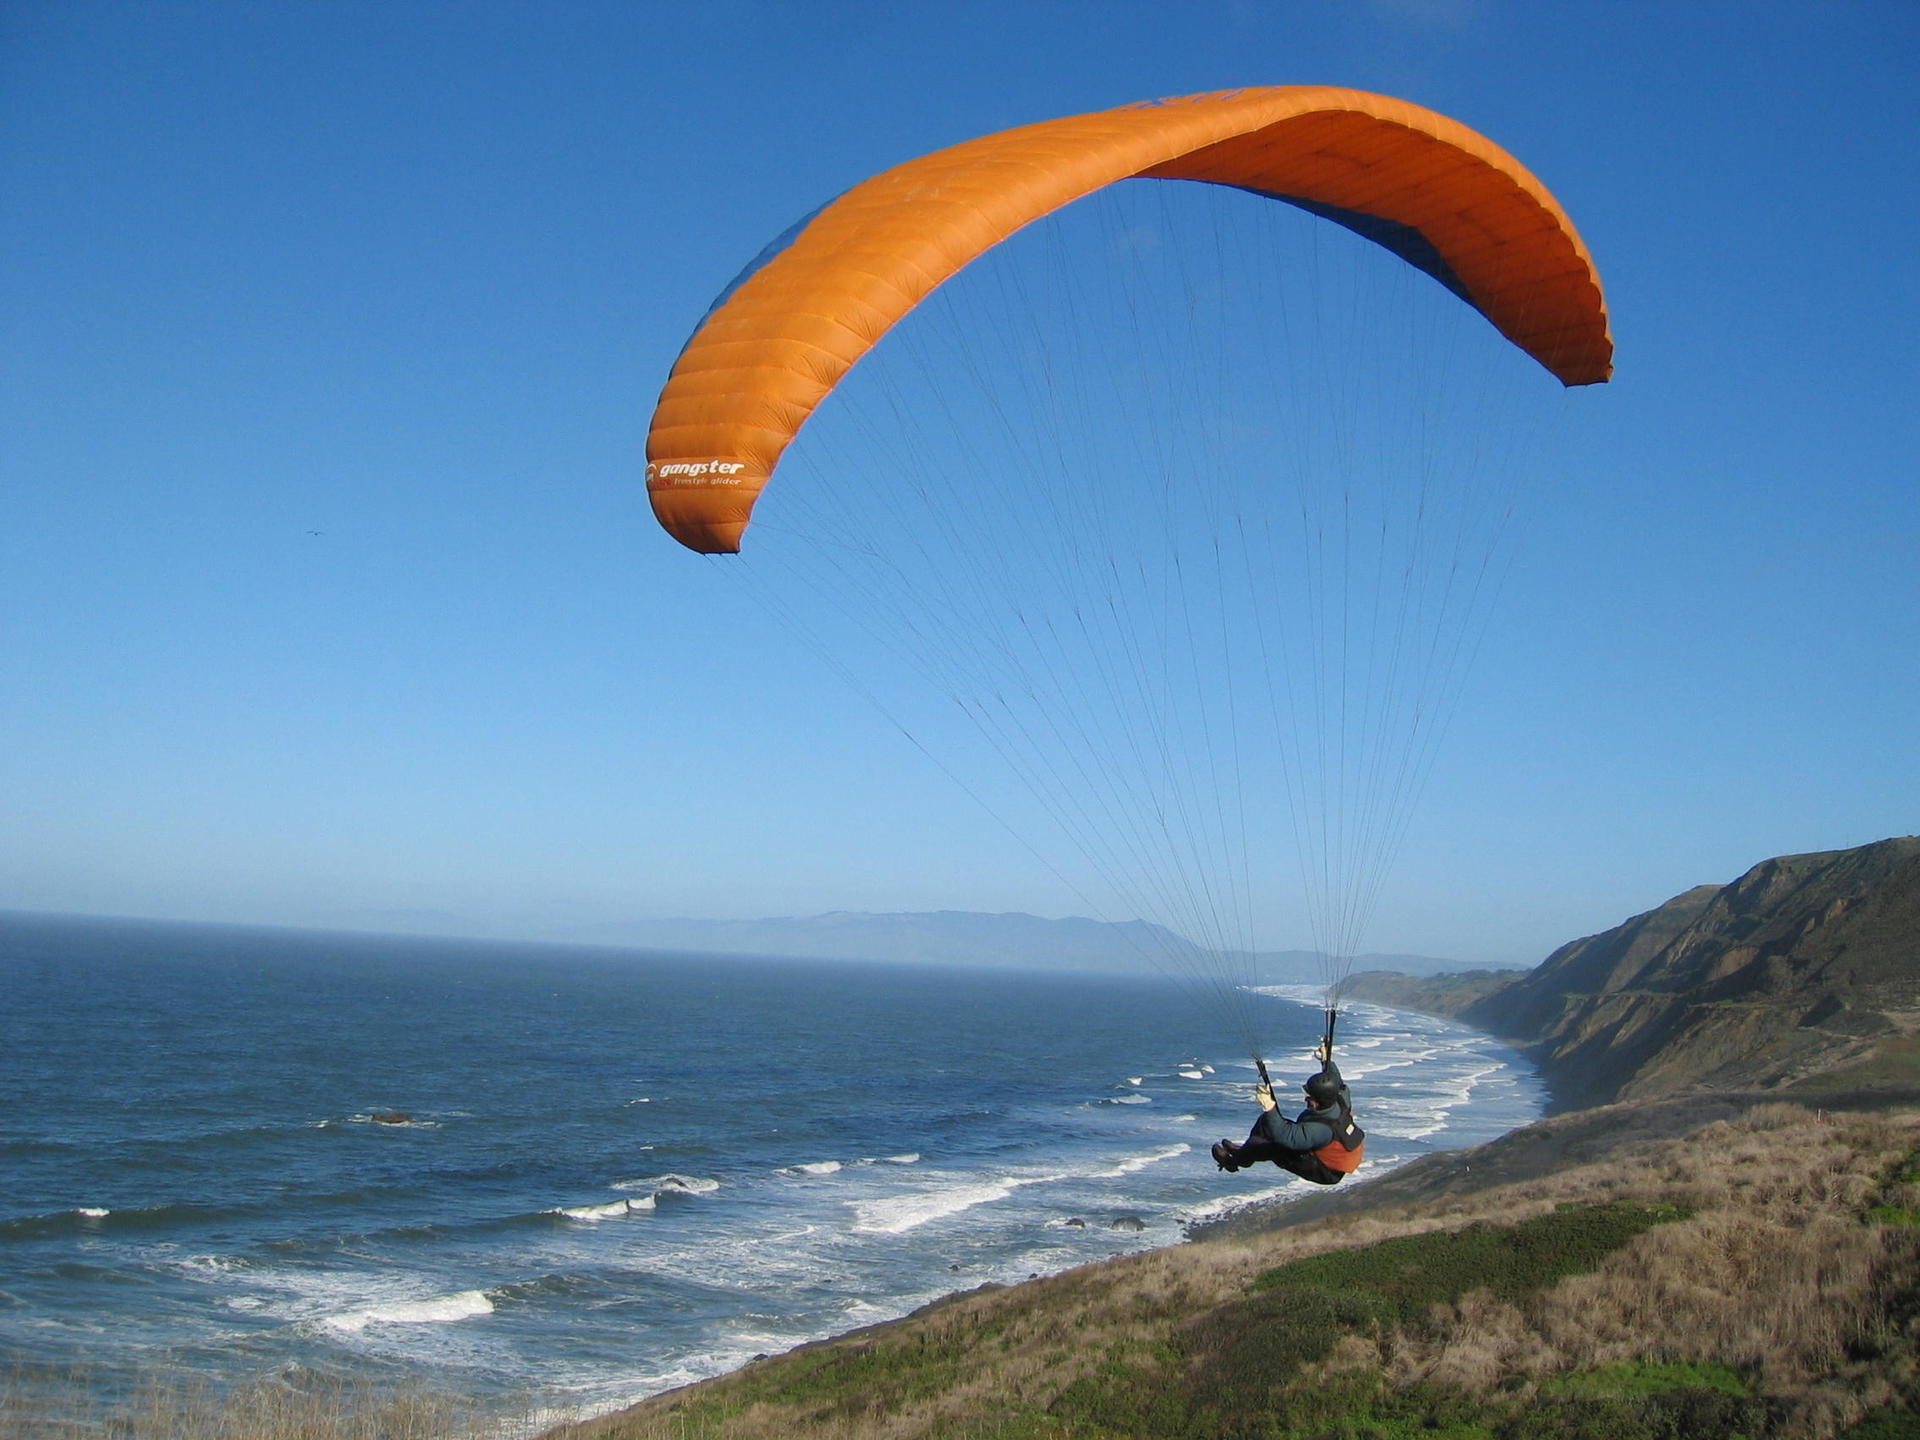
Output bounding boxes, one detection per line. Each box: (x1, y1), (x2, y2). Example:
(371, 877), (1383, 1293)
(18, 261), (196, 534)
(1866, 1148), (1920, 1227)
(1486, 1388), (1771, 1439)
(691, 1319), (1009, 1425)
(1843, 1405), (1920, 1438)
(1545, 1361), (1751, 1397)
(1283, 1382), (1769, 1440)
(1044, 1202), (1694, 1440)
(1787, 1036), (1920, 1094)
(1246, 1200), (1693, 1322)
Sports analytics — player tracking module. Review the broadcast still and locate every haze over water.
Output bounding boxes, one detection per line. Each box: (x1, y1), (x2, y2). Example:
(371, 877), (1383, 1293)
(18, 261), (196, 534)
(0, 913), (1543, 1418)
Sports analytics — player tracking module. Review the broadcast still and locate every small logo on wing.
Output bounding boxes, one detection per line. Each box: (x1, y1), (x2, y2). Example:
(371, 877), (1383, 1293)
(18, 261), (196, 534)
(647, 460), (750, 486)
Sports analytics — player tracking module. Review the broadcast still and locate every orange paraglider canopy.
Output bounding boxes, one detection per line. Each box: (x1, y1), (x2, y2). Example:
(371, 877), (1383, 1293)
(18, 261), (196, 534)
(646, 85), (1612, 554)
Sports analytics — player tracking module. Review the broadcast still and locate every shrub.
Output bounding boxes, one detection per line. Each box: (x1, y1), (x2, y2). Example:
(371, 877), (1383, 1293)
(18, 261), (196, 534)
(1492, 1388), (1772, 1440)
(1246, 1202), (1691, 1325)
(1867, 1207), (1920, 1226)
(1843, 1406), (1920, 1439)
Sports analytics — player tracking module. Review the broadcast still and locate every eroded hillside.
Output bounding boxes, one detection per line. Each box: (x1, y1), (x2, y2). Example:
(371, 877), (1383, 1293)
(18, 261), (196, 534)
(1460, 838), (1920, 1109)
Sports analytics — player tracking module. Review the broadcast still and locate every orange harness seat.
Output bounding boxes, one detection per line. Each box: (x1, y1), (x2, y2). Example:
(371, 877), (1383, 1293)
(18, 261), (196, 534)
(1313, 1112), (1367, 1174)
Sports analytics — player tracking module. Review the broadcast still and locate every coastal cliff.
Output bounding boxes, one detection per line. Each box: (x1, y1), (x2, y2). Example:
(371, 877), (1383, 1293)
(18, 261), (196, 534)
(1377, 837), (1920, 1111)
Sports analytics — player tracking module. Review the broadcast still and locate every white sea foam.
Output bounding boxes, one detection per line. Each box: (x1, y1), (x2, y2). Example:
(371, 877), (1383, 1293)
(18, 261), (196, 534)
(1363, 1105), (1448, 1141)
(780, 1160), (843, 1177)
(1090, 1143), (1190, 1178)
(552, 1197), (655, 1221)
(1248, 983), (1323, 1005)
(838, 1296), (900, 1326)
(1343, 1046), (1440, 1079)
(1437, 1063), (1503, 1107)
(321, 1290), (494, 1332)
(1125, 1077), (1143, 1085)
(342, 1113), (440, 1128)
(614, 1173), (719, 1196)
(1104, 1093), (1151, 1105)
(850, 1173), (1065, 1234)
(616, 1362), (714, 1397)
(179, 1253), (253, 1278)
(182, 1258), (408, 1333)
(1177, 1069), (1206, 1080)
(75, 1207), (109, 1219)
(882, 1153), (920, 1165)
(1180, 1182), (1299, 1226)
(1362, 1060), (1507, 1139)
(721, 1327), (806, 1351)
(658, 1174), (720, 1195)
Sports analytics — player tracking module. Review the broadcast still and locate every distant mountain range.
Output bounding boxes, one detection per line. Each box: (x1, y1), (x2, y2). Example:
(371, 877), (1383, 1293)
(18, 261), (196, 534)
(573, 910), (1479, 983)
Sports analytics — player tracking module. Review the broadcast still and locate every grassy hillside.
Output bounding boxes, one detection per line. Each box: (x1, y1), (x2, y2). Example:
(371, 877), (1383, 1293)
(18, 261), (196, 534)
(552, 1097), (1920, 1440)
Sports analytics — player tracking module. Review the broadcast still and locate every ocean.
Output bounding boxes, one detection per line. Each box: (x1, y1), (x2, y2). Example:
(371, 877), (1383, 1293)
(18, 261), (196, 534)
(0, 912), (1544, 1419)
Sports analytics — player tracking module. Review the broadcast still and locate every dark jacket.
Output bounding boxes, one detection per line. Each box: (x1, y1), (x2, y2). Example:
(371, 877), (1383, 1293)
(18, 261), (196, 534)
(1253, 1058), (1353, 1151)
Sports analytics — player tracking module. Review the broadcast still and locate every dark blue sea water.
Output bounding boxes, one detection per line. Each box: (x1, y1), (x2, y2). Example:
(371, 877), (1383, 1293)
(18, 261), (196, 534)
(0, 912), (1544, 1418)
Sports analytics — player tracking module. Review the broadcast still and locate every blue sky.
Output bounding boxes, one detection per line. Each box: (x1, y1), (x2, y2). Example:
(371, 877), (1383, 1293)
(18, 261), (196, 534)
(3, 1), (1915, 965)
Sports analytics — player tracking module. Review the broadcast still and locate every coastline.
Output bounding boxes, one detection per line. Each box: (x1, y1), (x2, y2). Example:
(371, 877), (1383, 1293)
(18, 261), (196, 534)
(546, 1084), (1920, 1439)
(546, 995), (1549, 1430)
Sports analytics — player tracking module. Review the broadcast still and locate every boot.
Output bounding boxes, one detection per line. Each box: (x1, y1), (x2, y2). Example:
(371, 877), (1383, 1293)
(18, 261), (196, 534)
(1211, 1139), (1243, 1172)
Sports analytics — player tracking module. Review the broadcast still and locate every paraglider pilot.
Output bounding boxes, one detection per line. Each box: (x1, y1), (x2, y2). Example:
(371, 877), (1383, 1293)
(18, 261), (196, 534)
(1212, 1039), (1365, 1185)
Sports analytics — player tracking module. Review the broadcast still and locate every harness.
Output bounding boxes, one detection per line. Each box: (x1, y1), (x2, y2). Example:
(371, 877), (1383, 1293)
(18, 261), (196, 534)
(1311, 1102), (1366, 1174)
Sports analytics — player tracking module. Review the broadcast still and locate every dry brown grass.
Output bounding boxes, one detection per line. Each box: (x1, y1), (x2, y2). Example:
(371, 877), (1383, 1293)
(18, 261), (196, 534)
(1350, 1102), (1920, 1437)
(559, 1099), (1920, 1440)
(0, 1366), (563, 1440)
